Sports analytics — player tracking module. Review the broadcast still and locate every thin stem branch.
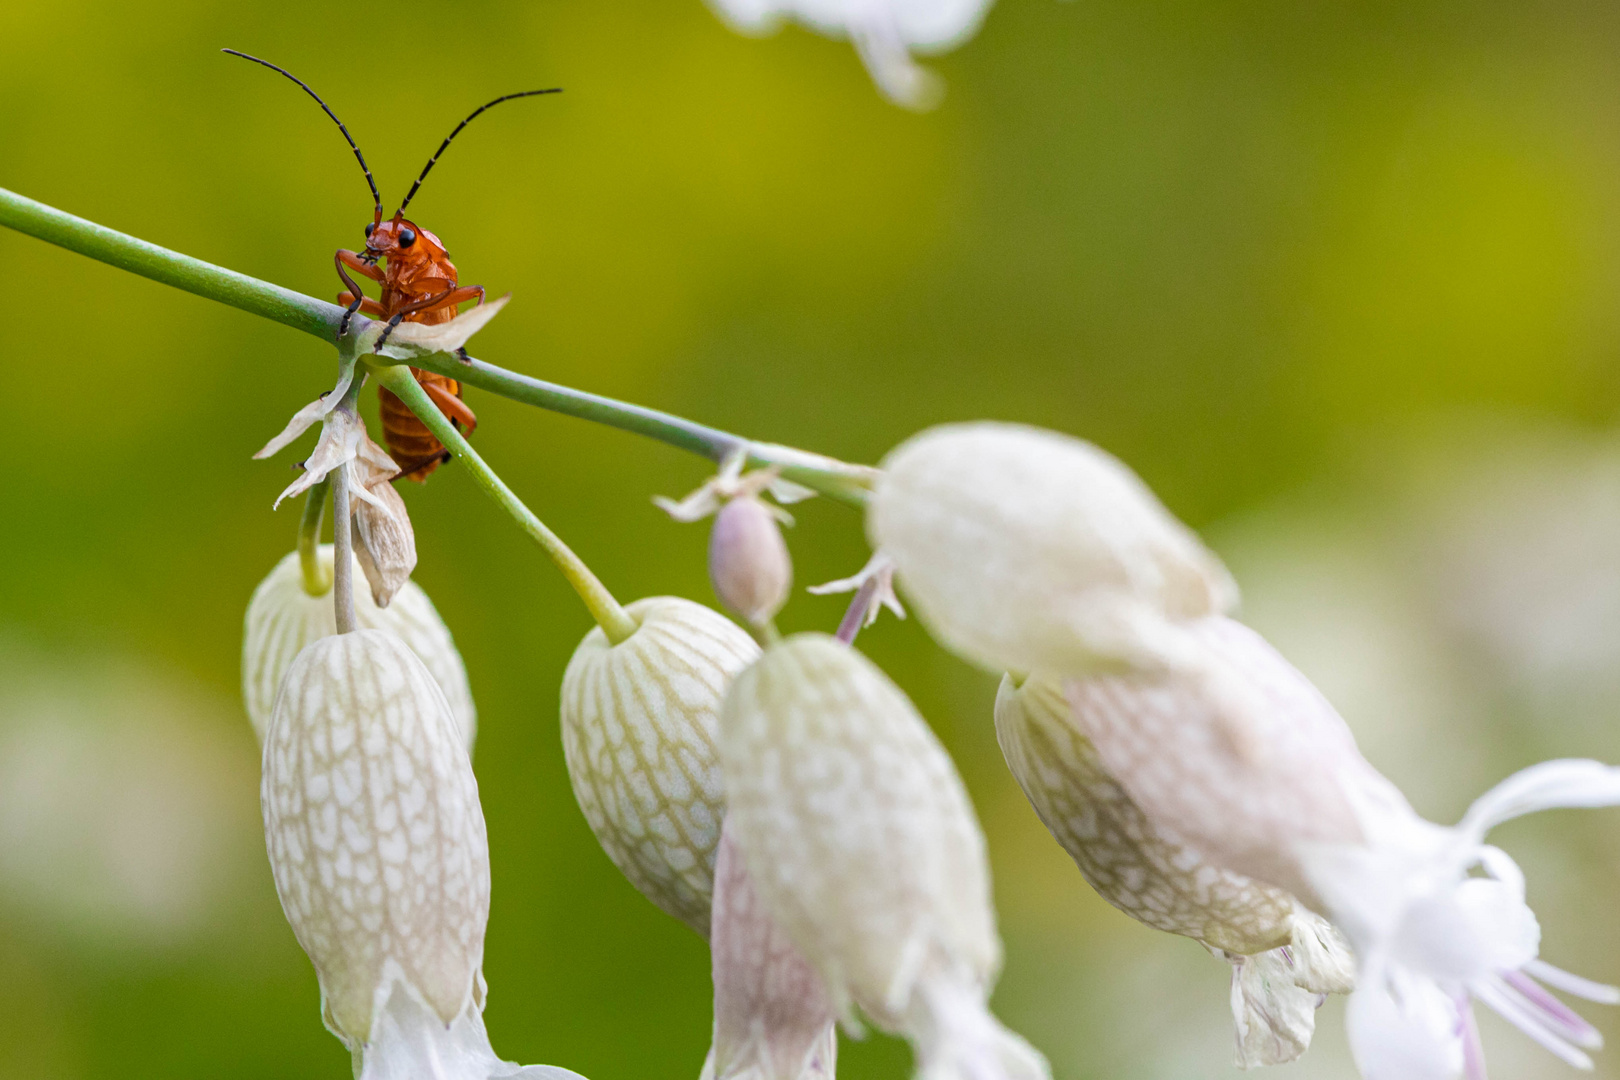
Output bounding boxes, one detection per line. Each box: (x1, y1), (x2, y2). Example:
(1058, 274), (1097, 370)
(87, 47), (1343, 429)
(372, 363), (638, 644)
(0, 187), (338, 339)
(0, 186), (875, 506)
(330, 464), (358, 635)
(408, 351), (875, 507)
(298, 478), (332, 596)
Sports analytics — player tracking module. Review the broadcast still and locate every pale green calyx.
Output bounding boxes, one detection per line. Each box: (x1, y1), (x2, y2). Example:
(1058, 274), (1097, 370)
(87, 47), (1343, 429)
(720, 633), (1048, 1080)
(559, 596), (761, 936)
(869, 422), (1237, 678)
(993, 673), (1353, 1068)
(263, 629), (584, 1080)
(242, 547), (475, 750)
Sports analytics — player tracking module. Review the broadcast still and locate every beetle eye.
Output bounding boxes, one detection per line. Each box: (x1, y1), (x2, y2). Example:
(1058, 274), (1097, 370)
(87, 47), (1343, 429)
(397, 227), (416, 248)
(364, 222), (375, 238)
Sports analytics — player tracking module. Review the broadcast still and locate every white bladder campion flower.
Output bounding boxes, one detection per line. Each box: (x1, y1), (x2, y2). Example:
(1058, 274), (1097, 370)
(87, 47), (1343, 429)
(263, 629), (583, 1080)
(720, 633), (1048, 1080)
(1064, 615), (1620, 1080)
(869, 422), (1238, 680)
(242, 546), (475, 750)
(993, 674), (1353, 1067)
(559, 597), (761, 935)
(705, 0), (995, 109)
(702, 820), (837, 1080)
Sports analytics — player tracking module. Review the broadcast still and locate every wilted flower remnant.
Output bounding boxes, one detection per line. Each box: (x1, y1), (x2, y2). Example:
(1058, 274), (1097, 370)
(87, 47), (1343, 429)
(703, 821), (837, 1080)
(868, 422), (1237, 678)
(994, 674), (1353, 1067)
(721, 633), (1048, 1080)
(704, 0), (996, 109)
(1065, 616), (1620, 1080)
(242, 546), (475, 750)
(559, 596), (761, 935)
(263, 629), (584, 1080)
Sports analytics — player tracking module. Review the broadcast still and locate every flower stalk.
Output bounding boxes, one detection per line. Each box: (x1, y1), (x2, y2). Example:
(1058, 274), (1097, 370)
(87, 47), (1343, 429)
(297, 478), (332, 597)
(372, 361), (638, 643)
(0, 186), (874, 507)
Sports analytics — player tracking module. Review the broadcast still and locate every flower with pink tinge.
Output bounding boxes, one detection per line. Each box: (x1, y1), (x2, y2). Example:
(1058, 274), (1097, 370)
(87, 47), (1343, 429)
(1063, 615), (1620, 1080)
(702, 820), (837, 1080)
(720, 633), (1048, 1080)
(994, 673), (1353, 1068)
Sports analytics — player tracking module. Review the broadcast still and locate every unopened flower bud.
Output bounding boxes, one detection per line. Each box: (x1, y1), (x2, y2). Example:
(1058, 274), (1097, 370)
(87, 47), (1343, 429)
(560, 597), (760, 935)
(868, 422), (1237, 678)
(702, 821), (836, 1080)
(994, 673), (1351, 1067)
(710, 496), (793, 630)
(242, 546), (475, 750)
(720, 633), (1048, 1080)
(262, 629), (580, 1080)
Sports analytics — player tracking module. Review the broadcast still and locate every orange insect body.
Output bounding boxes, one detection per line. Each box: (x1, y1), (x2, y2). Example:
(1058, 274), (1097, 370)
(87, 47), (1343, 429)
(337, 217), (483, 481)
(225, 50), (556, 483)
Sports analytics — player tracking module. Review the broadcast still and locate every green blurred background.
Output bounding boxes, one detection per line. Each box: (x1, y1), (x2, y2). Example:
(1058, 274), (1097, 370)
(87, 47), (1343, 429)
(6, 0), (1620, 1077)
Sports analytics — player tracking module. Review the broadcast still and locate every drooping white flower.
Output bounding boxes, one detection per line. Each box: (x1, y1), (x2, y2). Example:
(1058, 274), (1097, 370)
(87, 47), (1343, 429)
(702, 820), (837, 1080)
(348, 433), (419, 608)
(868, 422), (1237, 680)
(993, 673), (1353, 1067)
(704, 0), (995, 109)
(262, 629), (583, 1080)
(1063, 615), (1620, 1080)
(720, 633), (1048, 1080)
(559, 597), (761, 935)
(242, 546), (475, 750)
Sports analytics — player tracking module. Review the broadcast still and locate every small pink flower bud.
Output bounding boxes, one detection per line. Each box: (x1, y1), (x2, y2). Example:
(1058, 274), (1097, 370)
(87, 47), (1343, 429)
(709, 496), (794, 630)
(720, 634), (1048, 1080)
(560, 597), (760, 935)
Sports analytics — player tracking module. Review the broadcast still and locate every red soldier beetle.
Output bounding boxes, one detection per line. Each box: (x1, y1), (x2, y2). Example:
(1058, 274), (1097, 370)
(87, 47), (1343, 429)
(225, 49), (558, 481)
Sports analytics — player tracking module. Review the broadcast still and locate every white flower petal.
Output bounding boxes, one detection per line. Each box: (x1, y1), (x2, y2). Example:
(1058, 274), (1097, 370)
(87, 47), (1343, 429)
(372, 295), (510, 360)
(1459, 759), (1620, 838)
(1345, 972), (1463, 1080)
(254, 395), (329, 460)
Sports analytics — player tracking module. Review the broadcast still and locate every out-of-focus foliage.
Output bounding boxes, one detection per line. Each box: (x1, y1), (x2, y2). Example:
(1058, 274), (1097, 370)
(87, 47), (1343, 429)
(4, 1), (1620, 1078)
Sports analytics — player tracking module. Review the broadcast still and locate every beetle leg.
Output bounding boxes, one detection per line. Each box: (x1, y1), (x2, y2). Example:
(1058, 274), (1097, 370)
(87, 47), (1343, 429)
(337, 249), (386, 283)
(337, 292), (388, 317)
(373, 285), (485, 350)
(390, 449), (452, 483)
(421, 379), (479, 436)
(334, 250), (386, 340)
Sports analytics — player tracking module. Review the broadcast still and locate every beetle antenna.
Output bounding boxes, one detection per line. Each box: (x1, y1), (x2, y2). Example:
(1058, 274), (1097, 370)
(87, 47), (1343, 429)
(397, 88), (562, 215)
(222, 49), (384, 221)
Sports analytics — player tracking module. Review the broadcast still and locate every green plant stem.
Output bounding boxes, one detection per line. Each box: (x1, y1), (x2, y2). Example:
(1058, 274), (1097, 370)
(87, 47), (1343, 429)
(330, 463), (358, 634)
(299, 478), (332, 596)
(0, 186), (873, 506)
(373, 363), (638, 644)
(0, 187), (338, 338)
(408, 351), (874, 507)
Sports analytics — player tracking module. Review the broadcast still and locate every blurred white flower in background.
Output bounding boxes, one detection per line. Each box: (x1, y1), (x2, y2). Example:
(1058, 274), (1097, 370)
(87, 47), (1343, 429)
(703, 0), (995, 109)
(0, 642), (259, 949)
